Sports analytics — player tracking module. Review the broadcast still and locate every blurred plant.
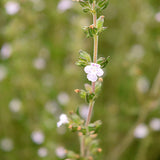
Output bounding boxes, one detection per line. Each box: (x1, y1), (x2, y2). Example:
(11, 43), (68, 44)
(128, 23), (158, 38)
(57, 0), (110, 159)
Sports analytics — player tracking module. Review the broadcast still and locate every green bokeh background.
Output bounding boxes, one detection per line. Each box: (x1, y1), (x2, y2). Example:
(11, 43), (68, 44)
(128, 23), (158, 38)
(0, 0), (160, 159)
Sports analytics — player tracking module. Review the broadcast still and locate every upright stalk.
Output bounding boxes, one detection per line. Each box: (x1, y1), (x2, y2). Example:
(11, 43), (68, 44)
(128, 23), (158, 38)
(80, 1), (99, 157)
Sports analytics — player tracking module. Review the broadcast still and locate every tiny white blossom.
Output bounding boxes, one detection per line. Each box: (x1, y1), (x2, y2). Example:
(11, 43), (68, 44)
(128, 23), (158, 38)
(79, 104), (88, 120)
(134, 124), (148, 139)
(57, 92), (70, 105)
(0, 43), (12, 59)
(57, 0), (73, 13)
(149, 118), (160, 131)
(38, 147), (48, 157)
(31, 131), (45, 144)
(84, 63), (104, 82)
(137, 76), (150, 93)
(155, 12), (160, 22)
(5, 1), (20, 15)
(57, 114), (69, 127)
(9, 98), (22, 113)
(0, 138), (14, 152)
(33, 57), (46, 70)
(55, 146), (66, 159)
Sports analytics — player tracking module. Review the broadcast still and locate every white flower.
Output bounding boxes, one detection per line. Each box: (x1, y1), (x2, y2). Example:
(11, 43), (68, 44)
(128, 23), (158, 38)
(57, 0), (73, 13)
(134, 124), (148, 139)
(9, 98), (22, 113)
(155, 12), (160, 22)
(55, 146), (66, 159)
(137, 76), (150, 93)
(38, 147), (48, 157)
(0, 138), (14, 152)
(79, 104), (88, 120)
(31, 131), (45, 144)
(5, 1), (20, 15)
(128, 44), (145, 61)
(0, 43), (12, 59)
(149, 118), (160, 131)
(57, 92), (70, 105)
(84, 63), (104, 82)
(57, 114), (69, 127)
(33, 57), (46, 70)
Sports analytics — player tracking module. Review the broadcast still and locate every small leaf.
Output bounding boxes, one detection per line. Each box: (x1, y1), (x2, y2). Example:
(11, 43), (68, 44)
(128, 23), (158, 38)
(97, 56), (110, 68)
(83, 8), (90, 13)
(89, 0), (93, 4)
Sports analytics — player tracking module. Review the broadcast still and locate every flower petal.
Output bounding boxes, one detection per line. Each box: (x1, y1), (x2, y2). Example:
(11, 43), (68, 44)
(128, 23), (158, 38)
(84, 65), (92, 74)
(57, 121), (62, 127)
(97, 68), (104, 76)
(87, 73), (98, 82)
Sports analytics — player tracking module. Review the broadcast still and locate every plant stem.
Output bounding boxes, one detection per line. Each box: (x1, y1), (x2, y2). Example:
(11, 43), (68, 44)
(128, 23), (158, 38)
(80, 1), (99, 157)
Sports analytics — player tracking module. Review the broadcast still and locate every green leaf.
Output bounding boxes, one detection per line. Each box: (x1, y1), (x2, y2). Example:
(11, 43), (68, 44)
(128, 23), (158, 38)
(97, 56), (110, 68)
(79, 0), (89, 7)
(80, 89), (87, 99)
(97, 0), (109, 11)
(89, 0), (93, 4)
(79, 50), (91, 62)
(83, 8), (90, 13)
(86, 93), (95, 103)
(75, 50), (91, 67)
(96, 16), (104, 30)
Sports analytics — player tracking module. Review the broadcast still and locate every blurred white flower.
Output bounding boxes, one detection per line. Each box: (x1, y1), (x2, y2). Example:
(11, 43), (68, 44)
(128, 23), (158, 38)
(57, 114), (69, 127)
(149, 118), (160, 131)
(45, 101), (58, 115)
(79, 104), (88, 120)
(134, 124), (148, 139)
(57, 92), (70, 105)
(31, 131), (45, 144)
(84, 63), (104, 82)
(155, 12), (160, 22)
(9, 98), (22, 113)
(137, 76), (150, 93)
(0, 65), (7, 81)
(57, 0), (73, 12)
(38, 147), (48, 157)
(0, 138), (14, 152)
(33, 57), (46, 70)
(0, 43), (12, 59)
(128, 44), (145, 61)
(55, 146), (66, 159)
(5, 1), (20, 15)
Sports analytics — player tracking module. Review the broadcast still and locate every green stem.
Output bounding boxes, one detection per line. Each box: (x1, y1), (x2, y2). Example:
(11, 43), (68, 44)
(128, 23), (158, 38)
(80, 1), (98, 158)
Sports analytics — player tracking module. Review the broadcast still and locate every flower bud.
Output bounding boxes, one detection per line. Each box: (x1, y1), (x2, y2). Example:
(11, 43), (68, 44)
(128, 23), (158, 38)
(97, 148), (102, 152)
(78, 132), (83, 136)
(88, 156), (93, 160)
(74, 89), (80, 93)
(68, 125), (72, 129)
(89, 25), (94, 29)
(77, 126), (82, 131)
(98, 77), (103, 82)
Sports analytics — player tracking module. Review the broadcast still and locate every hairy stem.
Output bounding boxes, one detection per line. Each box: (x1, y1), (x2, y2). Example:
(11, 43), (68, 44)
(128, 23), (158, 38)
(80, 1), (99, 157)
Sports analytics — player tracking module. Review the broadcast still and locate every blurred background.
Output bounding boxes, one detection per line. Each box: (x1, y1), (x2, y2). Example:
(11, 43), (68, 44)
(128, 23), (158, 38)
(0, 0), (160, 159)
